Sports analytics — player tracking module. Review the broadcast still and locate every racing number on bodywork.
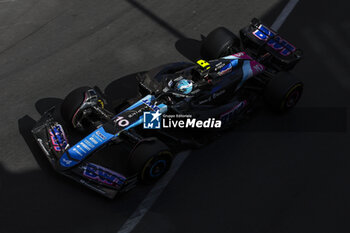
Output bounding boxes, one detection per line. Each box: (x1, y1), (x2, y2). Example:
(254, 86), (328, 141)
(113, 116), (129, 127)
(197, 60), (211, 70)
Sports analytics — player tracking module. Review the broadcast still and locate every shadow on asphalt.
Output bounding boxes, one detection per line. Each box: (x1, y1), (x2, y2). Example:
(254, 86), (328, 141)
(175, 38), (202, 63)
(125, 0), (186, 39)
(35, 98), (63, 116)
(173, 0), (288, 63)
(18, 115), (55, 174)
(104, 72), (141, 108)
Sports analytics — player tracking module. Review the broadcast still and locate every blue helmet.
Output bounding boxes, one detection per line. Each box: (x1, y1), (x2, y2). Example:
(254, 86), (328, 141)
(175, 79), (193, 94)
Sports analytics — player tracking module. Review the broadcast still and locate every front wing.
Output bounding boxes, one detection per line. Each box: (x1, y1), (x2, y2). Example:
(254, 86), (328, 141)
(31, 107), (137, 198)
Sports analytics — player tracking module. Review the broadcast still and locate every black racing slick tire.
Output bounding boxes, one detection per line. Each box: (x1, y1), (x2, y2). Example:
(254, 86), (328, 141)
(264, 74), (303, 112)
(61, 86), (91, 128)
(129, 138), (173, 183)
(201, 27), (240, 60)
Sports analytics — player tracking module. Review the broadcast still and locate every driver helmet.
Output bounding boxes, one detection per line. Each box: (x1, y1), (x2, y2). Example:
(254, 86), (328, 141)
(175, 79), (193, 94)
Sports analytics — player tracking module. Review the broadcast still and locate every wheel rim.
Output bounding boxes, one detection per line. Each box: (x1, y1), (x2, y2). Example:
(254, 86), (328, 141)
(283, 84), (302, 109)
(149, 160), (167, 178)
(286, 89), (300, 108)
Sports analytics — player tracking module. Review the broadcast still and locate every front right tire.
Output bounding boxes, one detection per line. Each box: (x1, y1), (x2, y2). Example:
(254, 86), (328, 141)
(201, 27), (241, 60)
(128, 138), (173, 183)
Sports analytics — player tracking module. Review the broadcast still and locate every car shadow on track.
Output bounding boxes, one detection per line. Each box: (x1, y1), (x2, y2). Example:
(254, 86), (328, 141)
(175, 38), (202, 63)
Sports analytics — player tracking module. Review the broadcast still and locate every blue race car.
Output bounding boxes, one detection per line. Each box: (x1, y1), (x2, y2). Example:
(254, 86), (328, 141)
(32, 19), (303, 198)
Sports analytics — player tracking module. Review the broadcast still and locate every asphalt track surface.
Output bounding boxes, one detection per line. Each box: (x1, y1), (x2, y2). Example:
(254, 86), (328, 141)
(1, 0), (350, 233)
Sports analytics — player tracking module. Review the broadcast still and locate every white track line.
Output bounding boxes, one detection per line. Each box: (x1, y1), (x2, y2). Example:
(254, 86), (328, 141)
(117, 1), (299, 232)
(271, 0), (299, 31)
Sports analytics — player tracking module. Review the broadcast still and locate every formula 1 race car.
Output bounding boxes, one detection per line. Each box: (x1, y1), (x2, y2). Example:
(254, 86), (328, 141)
(32, 19), (303, 198)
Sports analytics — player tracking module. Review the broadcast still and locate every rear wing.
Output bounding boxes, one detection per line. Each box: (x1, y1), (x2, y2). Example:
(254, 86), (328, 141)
(240, 18), (302, 71)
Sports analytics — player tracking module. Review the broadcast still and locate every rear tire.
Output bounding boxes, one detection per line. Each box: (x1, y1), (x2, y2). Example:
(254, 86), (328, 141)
(201, 27), (240, 60)
(129, 138), (173, 183)
(264, 74), (303, 112)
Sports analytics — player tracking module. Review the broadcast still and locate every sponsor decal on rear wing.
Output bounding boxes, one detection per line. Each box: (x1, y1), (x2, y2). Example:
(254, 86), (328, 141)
(252, 24), (296, 56)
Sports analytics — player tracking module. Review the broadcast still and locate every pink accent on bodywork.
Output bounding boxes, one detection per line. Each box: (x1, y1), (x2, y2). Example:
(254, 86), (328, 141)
(49, 125), (68, 152)
(224, 52), (265, 77)
(249, 60), (265, 75)
(227, 52), (253, 60)
(221, 100), (248, 117)
(49, 130), (60, 151)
